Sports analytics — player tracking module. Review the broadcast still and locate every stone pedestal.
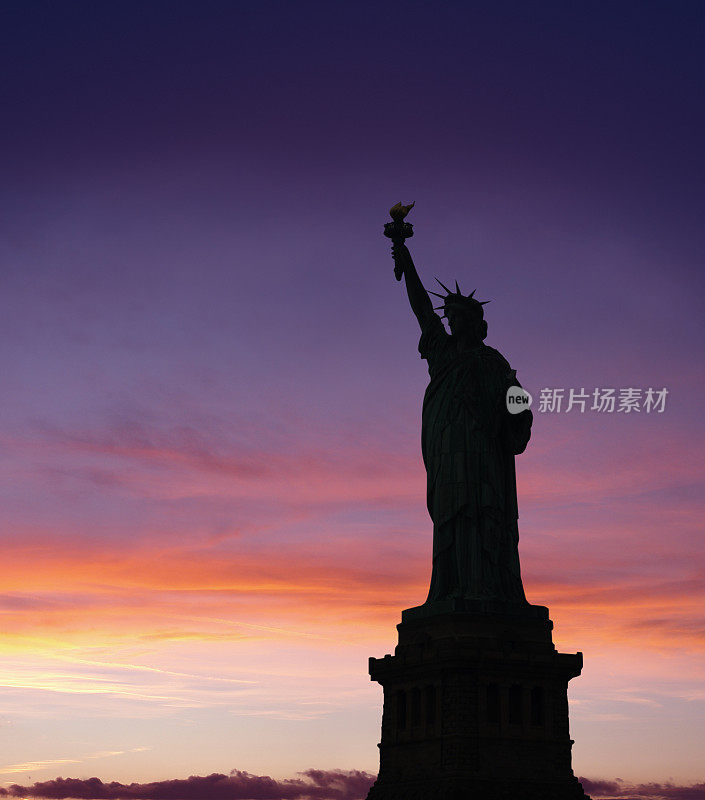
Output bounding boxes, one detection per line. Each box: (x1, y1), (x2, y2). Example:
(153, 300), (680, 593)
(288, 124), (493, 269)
(366, 600), (590, 800)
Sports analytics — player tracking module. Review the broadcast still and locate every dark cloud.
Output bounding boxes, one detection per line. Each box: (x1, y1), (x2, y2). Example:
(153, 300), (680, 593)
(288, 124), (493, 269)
(3, 773), (705, 800)
(580, 779), (624, 796)
(579, 777), (705, 800)
(0, 769), (375, 800)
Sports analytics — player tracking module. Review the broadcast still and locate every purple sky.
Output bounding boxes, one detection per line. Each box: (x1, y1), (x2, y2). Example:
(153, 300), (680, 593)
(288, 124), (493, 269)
(1, 1), (704, 794)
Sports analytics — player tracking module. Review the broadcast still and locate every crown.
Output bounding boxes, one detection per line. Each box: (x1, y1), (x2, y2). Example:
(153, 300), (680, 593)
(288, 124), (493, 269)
(428, 279), (491, 318)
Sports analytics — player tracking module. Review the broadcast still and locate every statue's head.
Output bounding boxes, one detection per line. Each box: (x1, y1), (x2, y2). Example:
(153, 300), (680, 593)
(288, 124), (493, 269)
(430, 280), (489, 342)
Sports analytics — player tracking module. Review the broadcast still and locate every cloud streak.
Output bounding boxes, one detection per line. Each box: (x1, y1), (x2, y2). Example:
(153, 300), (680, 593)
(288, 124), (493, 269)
(579, 778), (705, 800)
(3, 772), (705, 800)
(0, 769), (375, 800)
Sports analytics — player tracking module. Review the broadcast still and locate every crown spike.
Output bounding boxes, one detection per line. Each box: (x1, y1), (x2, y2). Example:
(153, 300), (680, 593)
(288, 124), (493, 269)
(455, 280), (461, 294)
(428, 290), (445, 299)
(469, 289), (476, 298)
(480, 300), (491, 305)
(435, 277), (452, 294)
(433, 305), (445, 310)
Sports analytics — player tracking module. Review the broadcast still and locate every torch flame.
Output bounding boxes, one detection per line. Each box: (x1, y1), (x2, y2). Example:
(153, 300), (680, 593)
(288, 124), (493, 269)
(389, 201), (415, 221)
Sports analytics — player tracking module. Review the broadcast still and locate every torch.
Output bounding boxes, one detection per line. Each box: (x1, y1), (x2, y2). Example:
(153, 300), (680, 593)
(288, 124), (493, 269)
(384, 201), (415, 280)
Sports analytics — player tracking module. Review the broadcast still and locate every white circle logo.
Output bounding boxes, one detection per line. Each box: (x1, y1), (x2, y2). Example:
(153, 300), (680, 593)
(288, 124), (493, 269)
(506, 385), (533, 414)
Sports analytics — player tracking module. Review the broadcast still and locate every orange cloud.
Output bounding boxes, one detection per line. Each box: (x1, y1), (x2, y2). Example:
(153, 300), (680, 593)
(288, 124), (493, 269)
(1, 413), (703, 727)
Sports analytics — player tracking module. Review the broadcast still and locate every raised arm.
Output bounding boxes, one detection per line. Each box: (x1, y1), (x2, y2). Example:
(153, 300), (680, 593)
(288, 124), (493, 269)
(391, 243), (435, 329)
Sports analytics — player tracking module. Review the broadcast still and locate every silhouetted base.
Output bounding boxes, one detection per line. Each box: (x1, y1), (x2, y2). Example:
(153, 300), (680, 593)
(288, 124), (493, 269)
(402, 597), (548, 623)
(366, 774), (590, 800)
(366, 608), (590, 800)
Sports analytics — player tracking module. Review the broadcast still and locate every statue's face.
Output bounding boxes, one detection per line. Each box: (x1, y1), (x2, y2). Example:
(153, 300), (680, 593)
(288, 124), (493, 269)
(446, 306), (485, 343)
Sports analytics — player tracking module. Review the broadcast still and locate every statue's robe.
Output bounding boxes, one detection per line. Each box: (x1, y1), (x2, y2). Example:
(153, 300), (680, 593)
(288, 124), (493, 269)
(419, 314), (532, 603)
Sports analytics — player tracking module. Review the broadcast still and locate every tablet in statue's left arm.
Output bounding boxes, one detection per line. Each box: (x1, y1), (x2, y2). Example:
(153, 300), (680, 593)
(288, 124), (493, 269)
(486, 347), (533, 455)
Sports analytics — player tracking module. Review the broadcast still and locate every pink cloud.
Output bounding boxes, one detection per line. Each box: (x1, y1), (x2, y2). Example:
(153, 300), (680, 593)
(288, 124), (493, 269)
(579, 778), (705, 800)
(0, 769), (375, 800)
(3, 772), (705, 800)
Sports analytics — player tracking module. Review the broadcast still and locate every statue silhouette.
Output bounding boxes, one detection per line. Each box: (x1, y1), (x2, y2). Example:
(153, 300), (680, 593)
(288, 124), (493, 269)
(366, 207), (589, 800)
(391, 240), (532, 605)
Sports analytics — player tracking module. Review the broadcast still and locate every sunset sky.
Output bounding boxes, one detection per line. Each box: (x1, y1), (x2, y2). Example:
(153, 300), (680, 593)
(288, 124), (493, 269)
(1, 1), (704, 797)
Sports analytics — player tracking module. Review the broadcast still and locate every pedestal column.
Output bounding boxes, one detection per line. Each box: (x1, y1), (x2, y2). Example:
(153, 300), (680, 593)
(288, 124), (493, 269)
(366, 601), (590, 800)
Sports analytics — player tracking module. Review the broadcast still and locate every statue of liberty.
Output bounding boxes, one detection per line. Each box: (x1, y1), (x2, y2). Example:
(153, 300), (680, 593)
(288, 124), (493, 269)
(387, 204), (533, 606)
(365, 207), (588, 800)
